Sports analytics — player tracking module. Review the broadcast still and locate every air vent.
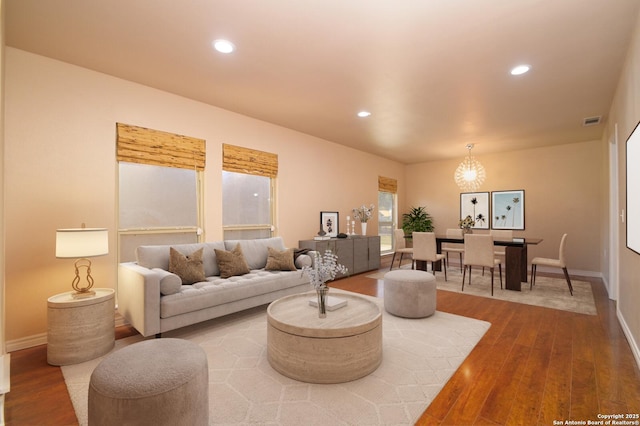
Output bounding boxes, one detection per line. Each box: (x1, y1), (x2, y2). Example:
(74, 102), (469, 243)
(583, 116), (602, 126)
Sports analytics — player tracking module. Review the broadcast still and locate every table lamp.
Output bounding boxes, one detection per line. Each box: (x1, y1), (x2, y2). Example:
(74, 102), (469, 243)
(56, 226), (109, 298)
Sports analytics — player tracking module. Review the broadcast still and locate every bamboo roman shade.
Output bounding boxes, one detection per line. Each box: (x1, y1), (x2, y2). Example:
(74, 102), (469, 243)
(222, 144), (278, 178)
(378, 176), (397, 193)
(116, 123), (206, 171)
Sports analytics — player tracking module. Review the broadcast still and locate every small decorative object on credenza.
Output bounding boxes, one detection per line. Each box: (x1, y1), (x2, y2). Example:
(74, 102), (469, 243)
(302, 250), (348, 318)
(345, 215), (351, 235)
(352, 203), (375, 236)
(55, 225), (109, 298)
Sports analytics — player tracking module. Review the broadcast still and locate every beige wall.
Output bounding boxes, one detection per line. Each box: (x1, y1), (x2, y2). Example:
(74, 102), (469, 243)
(3, 48), (404, 346)
(1, 0), (6, 353)
(605, 7), (640, 364)
(404, 140), (604, 273)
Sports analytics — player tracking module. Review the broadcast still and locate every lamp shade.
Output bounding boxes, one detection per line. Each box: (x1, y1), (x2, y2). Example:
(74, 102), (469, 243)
(56, 228), (109, 258)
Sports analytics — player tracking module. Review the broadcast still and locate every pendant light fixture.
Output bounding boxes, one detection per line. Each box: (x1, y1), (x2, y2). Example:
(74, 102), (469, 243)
(454, 144), (486, 192)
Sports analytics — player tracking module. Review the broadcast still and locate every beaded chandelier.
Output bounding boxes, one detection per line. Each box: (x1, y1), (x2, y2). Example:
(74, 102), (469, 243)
(454, 144), (486, 192)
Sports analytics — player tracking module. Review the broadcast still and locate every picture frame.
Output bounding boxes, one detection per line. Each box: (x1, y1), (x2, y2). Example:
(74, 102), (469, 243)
(320, 211), (339, 237)
(491, 190), (525, 230)
(460, 192), (490, 229)
(626, 120), (640, 255)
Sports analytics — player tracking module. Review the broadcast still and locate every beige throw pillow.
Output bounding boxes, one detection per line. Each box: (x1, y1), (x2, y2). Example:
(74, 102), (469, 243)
(214, 244), (251, 278)
(168, 247), (206, 285)
(265, 247), (297, 271)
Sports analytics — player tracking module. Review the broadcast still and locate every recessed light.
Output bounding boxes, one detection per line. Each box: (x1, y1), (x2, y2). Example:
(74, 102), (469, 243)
(357, 111), (371, 118)
(213, 39), (235, 54)
(510, 65), (530, 76)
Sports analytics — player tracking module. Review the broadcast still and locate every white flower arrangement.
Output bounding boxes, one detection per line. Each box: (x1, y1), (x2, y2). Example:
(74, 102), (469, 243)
(352, 204), (376, 223)
(302, 250), (348, 290)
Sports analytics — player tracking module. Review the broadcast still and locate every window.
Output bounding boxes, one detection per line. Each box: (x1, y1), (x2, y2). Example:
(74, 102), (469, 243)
(118, 163), (202, 262)
(378, 176), (398, 255)
(116, 123), (205, 262)
(222, 144), (277, 240)
(222, 171), (274, 239)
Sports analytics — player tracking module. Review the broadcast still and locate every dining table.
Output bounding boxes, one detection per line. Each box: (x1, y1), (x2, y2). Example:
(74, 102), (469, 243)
(415, 235), (543, 291)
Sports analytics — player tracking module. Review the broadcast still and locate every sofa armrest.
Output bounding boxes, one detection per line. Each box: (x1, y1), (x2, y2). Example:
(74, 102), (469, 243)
(117, 262), (162, 337)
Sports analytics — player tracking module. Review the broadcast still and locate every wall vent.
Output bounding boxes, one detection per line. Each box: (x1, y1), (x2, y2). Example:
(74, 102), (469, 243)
(583, 116), (602, 126)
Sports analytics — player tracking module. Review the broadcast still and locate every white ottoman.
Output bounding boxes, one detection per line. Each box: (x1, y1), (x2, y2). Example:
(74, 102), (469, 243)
(88, 338), (208, 426)
(384, 269), (437, 318)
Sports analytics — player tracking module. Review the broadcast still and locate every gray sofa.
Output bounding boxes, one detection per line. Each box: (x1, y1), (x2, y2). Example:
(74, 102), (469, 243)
(118, 237), (313, 337)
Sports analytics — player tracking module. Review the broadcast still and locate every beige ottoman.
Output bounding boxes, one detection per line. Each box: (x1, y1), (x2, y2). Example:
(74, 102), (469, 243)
(384, 269), (437, 318)
(88, 338), (209, 426)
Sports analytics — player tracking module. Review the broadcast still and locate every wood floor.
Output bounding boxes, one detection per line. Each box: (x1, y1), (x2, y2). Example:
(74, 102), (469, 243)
(5, 261), (640, 425)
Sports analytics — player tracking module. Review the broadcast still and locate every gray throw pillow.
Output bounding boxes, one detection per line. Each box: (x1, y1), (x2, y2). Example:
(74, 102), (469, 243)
(152, 268), (182, 295)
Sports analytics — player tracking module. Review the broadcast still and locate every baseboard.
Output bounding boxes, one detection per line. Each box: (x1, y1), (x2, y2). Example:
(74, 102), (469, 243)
(8, 309), (129, 352)
(7, 333), (47, 352)
(617, 307), (640, 370)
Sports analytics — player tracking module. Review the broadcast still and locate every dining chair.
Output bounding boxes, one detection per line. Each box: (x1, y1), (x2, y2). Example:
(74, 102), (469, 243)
(490, 229), (513, 261)
(412, 232), (447, 280)
(462, 234), (502, 296)
(441, 228), (464, 272)
(389, 229), (413, 270)
(530, 233), (573, 295)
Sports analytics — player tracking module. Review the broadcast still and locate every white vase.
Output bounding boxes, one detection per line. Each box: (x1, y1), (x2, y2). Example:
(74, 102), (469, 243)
(361, 222), (367, 235)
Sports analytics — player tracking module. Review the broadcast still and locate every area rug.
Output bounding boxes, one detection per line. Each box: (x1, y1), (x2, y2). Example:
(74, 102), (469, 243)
(61, 289), (490, 425)
(368, 267), (597, 315)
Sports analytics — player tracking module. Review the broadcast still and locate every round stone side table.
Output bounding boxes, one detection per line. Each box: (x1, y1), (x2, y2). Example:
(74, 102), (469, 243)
(47, 288), (115, 366)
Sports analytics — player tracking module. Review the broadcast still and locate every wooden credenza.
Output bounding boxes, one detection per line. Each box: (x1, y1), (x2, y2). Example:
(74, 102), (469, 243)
(299, 236), (381, 277)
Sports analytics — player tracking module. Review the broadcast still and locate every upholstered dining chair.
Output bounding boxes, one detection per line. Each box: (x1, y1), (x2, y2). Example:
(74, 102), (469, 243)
(530, 233), (573, 295)
(389, 229), (413, 270)
(490, 229), (513, 260)
(441, 228), (464, 272)
(412, 232), (447, 281)
(462, 234), (502, 296)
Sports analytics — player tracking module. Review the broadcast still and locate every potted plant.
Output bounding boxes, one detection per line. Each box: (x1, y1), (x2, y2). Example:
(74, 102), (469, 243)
(401, 206), (434, 239)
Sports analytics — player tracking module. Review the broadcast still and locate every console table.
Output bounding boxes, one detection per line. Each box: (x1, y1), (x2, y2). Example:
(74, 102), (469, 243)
(299, 235), (380, 276)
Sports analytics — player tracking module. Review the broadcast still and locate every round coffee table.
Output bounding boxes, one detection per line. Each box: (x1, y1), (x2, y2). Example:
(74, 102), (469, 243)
(267, 290), (382, 384)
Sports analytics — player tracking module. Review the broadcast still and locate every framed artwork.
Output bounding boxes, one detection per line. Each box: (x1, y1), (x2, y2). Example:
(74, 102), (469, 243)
(460, 192), (490, 229)
(320, 211), (339, 237)
(626, 120), (640, 255)
(491, 190), (525, 230)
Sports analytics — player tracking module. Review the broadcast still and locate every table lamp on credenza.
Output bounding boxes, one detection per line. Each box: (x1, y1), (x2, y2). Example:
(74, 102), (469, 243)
(55, 225), (109, 298)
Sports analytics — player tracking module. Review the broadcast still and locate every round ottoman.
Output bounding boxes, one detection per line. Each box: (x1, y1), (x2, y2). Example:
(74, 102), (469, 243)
(88, 338), (209, 426)
(384, 269), (437, 318)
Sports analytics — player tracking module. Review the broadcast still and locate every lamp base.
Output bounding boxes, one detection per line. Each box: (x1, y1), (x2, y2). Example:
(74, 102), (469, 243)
(72, 290), (96, 299)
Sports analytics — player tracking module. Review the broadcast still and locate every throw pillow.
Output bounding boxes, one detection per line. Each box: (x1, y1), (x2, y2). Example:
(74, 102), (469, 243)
(294, 254), (313, 269)
(152, 268), (183, 296)
(293, 248), (311, 260)
(168, 247), (206, 285)
(214, 244), (250, 278)
(265, 247), (297, 271)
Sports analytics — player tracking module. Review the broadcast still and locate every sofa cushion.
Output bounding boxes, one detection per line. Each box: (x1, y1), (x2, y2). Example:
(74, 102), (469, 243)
(295, 254), (313, 269)
(215, 244), (251, 278)
(169, 247), (206, 285)
(265, 247), (297, 271)
(152, 268), (183, 296)
(136, 242), (226, 276)
(160, 270), (310, 319)
(224, 237), (286, 270)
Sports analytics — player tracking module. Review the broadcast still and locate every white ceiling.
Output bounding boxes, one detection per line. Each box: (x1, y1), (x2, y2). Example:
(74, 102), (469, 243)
(5, 0), (640, 164)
